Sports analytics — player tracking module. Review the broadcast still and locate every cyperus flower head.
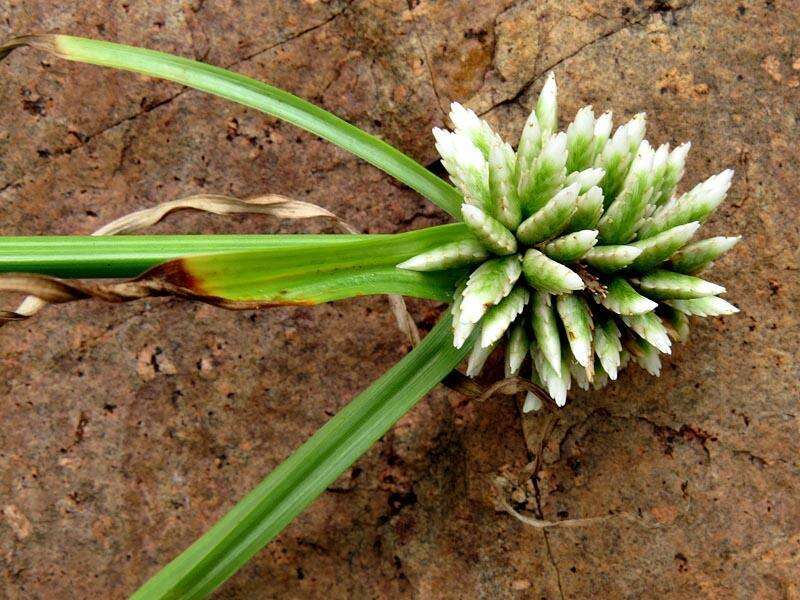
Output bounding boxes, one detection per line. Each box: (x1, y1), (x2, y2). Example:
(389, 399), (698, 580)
(399, 73), (741, 410)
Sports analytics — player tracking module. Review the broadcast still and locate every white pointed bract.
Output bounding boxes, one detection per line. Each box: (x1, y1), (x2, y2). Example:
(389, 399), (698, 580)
(621, 312), (672, 354)
(638, 169), (733, 239)
(569, 355), (592, 390)
(399, 75), (740, 406)
(626, 337), (662, 376)
(592, 111), (613, 159)
(665, 296), (739, 317)
(461, 204), (517, 255)
(583, 244), (642, 273)
(451, 279), (476, 349)
(556, 294), (594, 369)
(466, 332), (497, 377)
(397, 239), (489, 271)
(522, 249), (584, 294)
(648, 143), (670, 204)
(516, 182), (581, 245)
(518, 132), (568, 216)
(448, 102), (499, 157)
(433, 127), (491, 213)
(630, 221), (700, 272)
(668, 235), (741, 274)
(566, 106), (596, 173)
(598, 140), (655, 244)
(635, 269), (725, 300)
(532, 347), (569, 407)
(516, 110), (543, 186)
(480, 286), (530, 348)
(596, 113), (646, 202)
(594, 316), (622, 380)
(542, 229), (598, 263)
(488, 140), (522, 230)
(505, 320), (529, 377)
(564, 186), (604, 232)
(599, 277), (657, 315)
(566, 168), (606, 194)
(655, 142), (690, 206)
(459, 255), (522, 324)
(536, 73), (558, 137)
(531, 291), (562, 375)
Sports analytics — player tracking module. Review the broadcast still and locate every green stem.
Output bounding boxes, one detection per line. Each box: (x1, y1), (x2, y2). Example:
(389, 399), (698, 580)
(0, 224), (470, 278)
(132, 311), (473, 599)
(0, 35), (462, 217)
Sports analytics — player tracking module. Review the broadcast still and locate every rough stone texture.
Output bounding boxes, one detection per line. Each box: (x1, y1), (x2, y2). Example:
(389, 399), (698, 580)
(0, 0), (798, 598)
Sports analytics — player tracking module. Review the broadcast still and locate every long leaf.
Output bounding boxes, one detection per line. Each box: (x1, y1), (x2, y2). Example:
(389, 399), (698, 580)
(0, 224), (470, 278)
(0, 35), (463, 217)
(132, 310), (474, 599)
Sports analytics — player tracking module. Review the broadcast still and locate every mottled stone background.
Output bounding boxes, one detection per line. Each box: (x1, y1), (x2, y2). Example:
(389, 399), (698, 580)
(0, 0), (798, 598)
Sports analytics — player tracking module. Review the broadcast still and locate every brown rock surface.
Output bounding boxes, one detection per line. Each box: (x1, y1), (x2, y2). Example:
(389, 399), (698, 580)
(0, 0), (798, 598)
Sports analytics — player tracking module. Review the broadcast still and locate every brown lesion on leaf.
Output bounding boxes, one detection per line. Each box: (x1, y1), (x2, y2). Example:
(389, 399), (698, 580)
(139, 259), (205, 296)
(0, 34), (60, 62)
(137, 260), (319, 309)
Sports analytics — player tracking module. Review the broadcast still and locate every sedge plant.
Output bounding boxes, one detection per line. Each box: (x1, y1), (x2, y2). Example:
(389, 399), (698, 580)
(0, 35), (740, 598)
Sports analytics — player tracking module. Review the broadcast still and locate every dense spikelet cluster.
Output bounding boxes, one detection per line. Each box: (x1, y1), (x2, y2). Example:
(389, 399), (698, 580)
(398, 74), (740, 410)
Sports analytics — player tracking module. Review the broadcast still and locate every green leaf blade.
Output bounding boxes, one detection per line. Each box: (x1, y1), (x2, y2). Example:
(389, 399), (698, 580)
(2, 35), (462, 217)
(132, 311), (474, 599)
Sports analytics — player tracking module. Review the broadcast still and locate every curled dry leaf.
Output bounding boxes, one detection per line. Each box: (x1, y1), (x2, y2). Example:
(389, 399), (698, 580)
(1, 193), (421, 344)
(91, 193), (355, 235)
